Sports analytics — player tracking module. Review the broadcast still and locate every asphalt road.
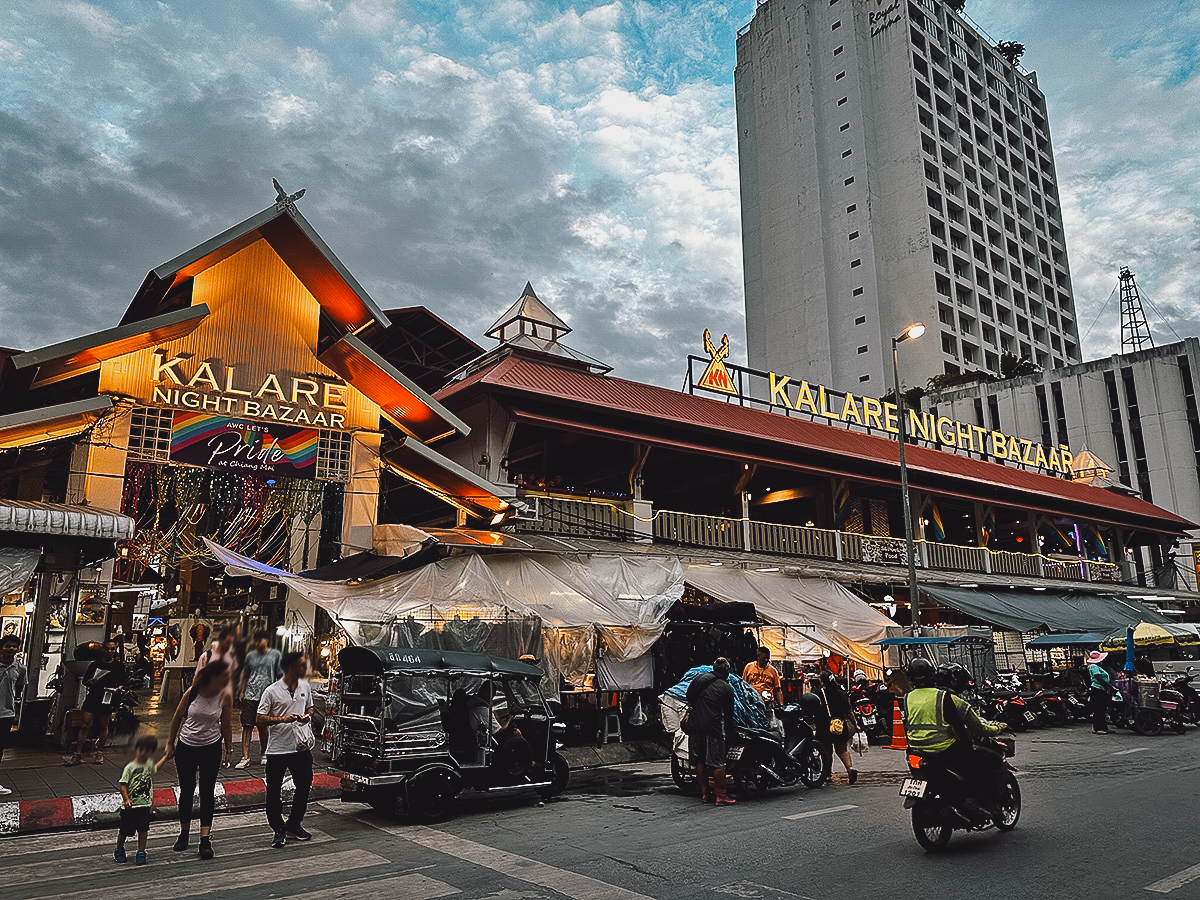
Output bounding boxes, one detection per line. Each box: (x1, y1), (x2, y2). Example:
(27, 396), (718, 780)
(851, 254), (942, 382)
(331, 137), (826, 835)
(6, 726), (1199, 900)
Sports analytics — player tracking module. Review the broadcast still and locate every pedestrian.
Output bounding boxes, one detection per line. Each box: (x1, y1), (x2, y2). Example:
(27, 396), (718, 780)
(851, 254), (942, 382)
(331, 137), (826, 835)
(235, 630), (282, 768)
(685, 657), (738, 806)
(0, 634), (27, 796)
(258, 651), (316, 848)
(64, 639), (127, 766)
(164, 658), (234, 860)
(196, 621), (240, 697)
(812, 671), (859, 784)
(1087, 650), (1113, 734)
(114, 735), (167, 866)
(742, 646), (783, 707)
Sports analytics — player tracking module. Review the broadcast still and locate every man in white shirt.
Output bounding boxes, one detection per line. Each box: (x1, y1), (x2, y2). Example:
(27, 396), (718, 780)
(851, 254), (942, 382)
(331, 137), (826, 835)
(257, 652), (314, 848)
(0, 635), (28, 796)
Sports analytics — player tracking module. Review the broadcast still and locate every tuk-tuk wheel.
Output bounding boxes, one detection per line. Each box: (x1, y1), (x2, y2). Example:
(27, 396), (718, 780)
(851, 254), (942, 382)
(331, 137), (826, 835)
(537, 751), (570, 799)
(408, 769), (458, 823)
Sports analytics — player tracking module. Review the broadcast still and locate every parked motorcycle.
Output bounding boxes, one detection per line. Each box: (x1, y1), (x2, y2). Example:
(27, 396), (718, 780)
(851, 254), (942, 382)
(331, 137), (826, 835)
(732, 703), (827, 798)
(900, 737), (1021, 852)
(980, 681), (1035, 731)
(1160, 667), (1200, 725)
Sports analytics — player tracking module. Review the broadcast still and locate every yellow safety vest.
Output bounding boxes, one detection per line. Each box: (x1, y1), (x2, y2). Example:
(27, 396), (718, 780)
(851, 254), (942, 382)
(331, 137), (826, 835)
(902, 688), (958, 754)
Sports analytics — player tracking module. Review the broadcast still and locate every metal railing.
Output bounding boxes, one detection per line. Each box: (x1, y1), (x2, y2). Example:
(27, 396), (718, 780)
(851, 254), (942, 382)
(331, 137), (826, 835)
(513, 496), (1127, 584)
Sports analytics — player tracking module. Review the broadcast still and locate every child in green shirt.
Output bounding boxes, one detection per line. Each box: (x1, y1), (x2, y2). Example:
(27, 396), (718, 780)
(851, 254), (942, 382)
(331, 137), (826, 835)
(115, 735), (167, 865)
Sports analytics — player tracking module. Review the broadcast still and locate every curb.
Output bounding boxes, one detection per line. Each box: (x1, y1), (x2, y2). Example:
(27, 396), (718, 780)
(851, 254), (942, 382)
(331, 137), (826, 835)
(0, 773), (342, 836)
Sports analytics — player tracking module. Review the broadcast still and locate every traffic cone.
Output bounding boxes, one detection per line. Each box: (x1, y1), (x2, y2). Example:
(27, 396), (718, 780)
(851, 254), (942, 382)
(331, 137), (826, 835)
(885, 701), (907, 751)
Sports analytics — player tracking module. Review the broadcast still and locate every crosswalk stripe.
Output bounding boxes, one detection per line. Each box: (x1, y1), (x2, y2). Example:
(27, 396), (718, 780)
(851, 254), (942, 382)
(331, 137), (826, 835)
(4, 829), (335, 886)
(0, 811), (278, 857)
(782, 804), (858, 820)
(25, 848), (387, 900)
(288, 873), (460, 900)
(357, 817), (656, 900)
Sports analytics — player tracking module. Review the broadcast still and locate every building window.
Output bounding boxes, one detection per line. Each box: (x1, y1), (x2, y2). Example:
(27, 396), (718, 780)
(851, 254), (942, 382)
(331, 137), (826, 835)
(833, 45), (844, 56)
(1035, 385), (1053, 451)
(840, 122), (850, 131)
(853, 287), (864, 296)
(1178, 354), (1200, 482)
(849, 230), (859, 240)
(316, 429), (353, 482)
(844, 176), (855, 185)
(127, 406), (173, 462)
(1122, 367), (1152, 501)
(1050, 381), (1068, 445)
(855, 316), (866, 325)
(987, 394), (1000, 431)
(832, 20), (841, 30)
(859, 374), (871, 383)
(1103, 370), (1132, 487)
(842, 148), (853, 158)
(847, 203), (857, 213)
(838, 97), (848, 106)
(836, 71), (846, 81)
(857, 345), (868, 354)
(850, 258), (862, 268)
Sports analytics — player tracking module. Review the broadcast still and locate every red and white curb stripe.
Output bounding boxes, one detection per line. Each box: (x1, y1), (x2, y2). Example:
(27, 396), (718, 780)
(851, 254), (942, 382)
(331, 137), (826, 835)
(0, 773), (341, 835)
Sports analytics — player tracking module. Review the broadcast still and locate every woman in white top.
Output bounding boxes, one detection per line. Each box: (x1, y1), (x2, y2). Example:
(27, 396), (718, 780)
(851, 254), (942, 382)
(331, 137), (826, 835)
(165, 658), (233, 860)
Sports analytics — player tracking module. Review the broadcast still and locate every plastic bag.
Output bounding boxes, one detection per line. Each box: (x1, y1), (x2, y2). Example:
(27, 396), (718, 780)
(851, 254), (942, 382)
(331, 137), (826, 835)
(851, 730), (868, 754)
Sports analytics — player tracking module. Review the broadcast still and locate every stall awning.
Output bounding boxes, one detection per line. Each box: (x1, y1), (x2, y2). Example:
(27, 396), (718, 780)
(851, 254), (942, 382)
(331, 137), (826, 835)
(0, 396), (115, 450)
(873, 635), (993, 647)
(920, 584), (1172, 634)
(1026, 632), (1106, 647)
(382, 436), (513, 520)
(0, 499), (134, 540)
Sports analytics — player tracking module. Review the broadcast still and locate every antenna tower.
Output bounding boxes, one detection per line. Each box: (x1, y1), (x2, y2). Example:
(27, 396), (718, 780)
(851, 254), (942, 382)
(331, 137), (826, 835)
(1118, 266), (1153, 352)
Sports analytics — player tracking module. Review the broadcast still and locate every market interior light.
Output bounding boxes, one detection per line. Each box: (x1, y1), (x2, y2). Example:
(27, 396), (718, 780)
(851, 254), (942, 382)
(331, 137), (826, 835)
(490, 511), (506, 526)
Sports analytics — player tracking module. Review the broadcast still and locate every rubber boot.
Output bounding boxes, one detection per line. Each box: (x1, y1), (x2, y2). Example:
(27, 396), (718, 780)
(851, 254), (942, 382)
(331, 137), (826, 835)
(712, 768), (736, 805)
(696, 763), (710, 803)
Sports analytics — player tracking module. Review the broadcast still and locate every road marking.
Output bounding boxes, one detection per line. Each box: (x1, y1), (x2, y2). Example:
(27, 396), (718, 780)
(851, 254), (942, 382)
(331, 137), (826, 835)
(1145, 861), (1200, 893)
(45, 848), (387, 900)
(289, 873), (460, 900)
(356, 817), (656, 900)
(4, 829), (334, 885)
(1113, 747), (1151, 755)
(782, 804), (858, 820)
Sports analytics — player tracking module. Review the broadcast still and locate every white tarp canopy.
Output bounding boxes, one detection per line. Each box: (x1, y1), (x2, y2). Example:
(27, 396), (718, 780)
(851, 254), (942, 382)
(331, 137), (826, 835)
(682, 566), (894, 670)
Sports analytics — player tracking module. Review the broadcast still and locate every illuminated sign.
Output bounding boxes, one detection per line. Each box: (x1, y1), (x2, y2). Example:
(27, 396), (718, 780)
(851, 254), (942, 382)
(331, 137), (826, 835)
(692, 333), (1072, 474)
(150, 351), (347, 429)
(170, 412), (318, 477)
(697, 330), (736, 395)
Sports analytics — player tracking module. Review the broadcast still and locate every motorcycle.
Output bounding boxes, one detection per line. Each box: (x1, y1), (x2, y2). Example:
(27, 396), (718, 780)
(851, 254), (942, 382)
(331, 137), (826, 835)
(1160, 667), (1200, 724)
(980, 681), (1036, 731)
(900, 737), (1021, 852)
(731, 703), (828, 798)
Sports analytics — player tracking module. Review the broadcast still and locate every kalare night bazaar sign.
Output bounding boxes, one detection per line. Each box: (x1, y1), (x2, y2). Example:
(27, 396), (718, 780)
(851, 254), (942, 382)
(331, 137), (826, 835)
(696, 332), (1072, 474)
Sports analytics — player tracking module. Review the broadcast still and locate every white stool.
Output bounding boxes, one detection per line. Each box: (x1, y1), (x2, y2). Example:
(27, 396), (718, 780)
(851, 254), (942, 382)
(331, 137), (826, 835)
(601, 710), (622, 743)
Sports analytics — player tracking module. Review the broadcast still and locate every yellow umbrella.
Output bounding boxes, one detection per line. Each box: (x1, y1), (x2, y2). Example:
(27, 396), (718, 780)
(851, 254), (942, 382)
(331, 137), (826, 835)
(1100, 621), (1175, 651)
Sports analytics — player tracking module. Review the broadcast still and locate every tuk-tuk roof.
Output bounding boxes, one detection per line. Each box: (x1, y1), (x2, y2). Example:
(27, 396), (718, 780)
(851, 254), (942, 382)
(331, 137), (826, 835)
(338, 645), (543, 679)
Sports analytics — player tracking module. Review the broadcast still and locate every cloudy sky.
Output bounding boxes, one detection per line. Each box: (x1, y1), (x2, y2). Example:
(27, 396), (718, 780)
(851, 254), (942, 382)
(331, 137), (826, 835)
(1, 1), (1197, 387)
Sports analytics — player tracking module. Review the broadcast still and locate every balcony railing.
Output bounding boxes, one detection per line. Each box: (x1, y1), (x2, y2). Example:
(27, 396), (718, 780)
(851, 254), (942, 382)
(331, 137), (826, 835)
(514, 496), (1127, 584)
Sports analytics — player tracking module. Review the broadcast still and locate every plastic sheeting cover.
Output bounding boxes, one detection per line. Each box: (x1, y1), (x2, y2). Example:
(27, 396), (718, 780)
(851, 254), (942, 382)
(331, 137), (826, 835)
(0, 547), (39, 596)
(663, 665), (769, 732)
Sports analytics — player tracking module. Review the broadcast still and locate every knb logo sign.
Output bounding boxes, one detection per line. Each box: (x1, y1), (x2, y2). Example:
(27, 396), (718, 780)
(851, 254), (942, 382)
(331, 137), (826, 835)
(697, 330), (736, 395)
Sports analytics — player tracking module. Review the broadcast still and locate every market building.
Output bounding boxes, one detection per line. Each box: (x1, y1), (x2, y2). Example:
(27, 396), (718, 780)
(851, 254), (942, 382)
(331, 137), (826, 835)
(0, 186), (515, 712)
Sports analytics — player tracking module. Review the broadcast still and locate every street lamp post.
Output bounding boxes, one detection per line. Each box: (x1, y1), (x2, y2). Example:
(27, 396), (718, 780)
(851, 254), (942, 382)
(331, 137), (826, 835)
(891, 323), (926, 636)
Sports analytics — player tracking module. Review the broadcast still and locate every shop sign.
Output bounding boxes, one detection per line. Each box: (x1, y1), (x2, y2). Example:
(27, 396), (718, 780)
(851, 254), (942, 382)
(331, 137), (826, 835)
(169, 412), (318, 477)
(150, 351), (348, 428)
(694, 332), (1072, 474)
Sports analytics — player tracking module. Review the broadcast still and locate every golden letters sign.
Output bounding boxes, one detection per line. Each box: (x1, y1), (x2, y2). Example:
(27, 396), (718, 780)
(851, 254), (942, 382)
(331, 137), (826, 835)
(766, 372), (1072, 473)
(148, 351), (348, 429)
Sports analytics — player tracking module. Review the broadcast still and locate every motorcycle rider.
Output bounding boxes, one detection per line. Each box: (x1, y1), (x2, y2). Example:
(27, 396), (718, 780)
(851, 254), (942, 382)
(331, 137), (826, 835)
(902, 657), (1005, 819)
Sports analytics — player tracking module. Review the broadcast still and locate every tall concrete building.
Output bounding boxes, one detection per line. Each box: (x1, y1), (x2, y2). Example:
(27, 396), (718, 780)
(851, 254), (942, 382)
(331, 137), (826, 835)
(736, 0), (1083, 392)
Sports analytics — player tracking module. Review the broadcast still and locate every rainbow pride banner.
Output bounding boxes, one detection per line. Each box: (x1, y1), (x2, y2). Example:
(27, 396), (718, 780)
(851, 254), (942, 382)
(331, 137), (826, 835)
(170, 412), (318, 477)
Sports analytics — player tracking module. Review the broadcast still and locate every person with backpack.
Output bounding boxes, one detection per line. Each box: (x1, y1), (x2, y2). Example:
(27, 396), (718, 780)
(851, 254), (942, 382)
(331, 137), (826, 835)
(685, 657), (738, 806)
(163, 658), (234, 860)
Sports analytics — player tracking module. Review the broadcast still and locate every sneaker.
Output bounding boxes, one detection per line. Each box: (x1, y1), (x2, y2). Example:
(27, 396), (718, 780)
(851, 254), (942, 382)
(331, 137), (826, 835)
(135, 850), (147, 866)
(259, 755), (267, 766)
(285, 824), (312, 842)
(62, 754), (83, 767)
(172, 834), (189, 852)
(198, 837), (214, 860)
(0, 784), (11, 796)
(848, 769), (859, 785)
(272, 831), (287, 849)
(234, 757), (251, 769)
(93, 752), (105, 765)
(114, 847), (127, 863)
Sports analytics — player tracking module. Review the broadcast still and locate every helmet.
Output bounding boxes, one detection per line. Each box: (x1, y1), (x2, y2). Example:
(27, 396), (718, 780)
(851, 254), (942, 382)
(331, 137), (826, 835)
(938, 663), (971, 694)
(820, 671), (839, 689)
(853, 670), (867, 683)
(907, 657), (937, 687)
(799, 692), (824, 715)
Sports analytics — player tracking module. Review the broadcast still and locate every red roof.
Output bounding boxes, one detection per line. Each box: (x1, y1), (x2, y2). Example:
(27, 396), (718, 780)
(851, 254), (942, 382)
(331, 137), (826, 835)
(437, 355), (1194, 533)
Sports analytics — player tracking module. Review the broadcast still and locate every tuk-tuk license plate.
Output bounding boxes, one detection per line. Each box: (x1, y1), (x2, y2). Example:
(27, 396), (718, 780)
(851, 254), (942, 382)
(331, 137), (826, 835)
(727, 747), (743, 761)
(899, 778), (927, 798)
(1023, 710), (1036, 723)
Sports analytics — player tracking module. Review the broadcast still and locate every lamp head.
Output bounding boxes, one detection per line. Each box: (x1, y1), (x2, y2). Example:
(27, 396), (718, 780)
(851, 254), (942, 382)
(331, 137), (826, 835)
(896, 322), (926, 343)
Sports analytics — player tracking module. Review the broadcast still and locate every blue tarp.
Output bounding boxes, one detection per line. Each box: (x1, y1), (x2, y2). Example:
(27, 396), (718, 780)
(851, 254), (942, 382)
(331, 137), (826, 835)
(664, 665), (769, 731)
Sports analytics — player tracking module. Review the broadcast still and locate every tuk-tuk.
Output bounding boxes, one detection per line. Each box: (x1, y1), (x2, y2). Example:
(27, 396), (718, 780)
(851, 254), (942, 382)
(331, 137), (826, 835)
(331, 646), (570, 821)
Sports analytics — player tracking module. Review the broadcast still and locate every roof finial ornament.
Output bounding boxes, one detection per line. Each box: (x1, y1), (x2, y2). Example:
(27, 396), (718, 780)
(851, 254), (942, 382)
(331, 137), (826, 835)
(272, 178), (306, 212)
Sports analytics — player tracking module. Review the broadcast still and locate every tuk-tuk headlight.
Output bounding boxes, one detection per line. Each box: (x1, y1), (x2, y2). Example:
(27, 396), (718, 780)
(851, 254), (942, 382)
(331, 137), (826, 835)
(551, 722), (567, 736)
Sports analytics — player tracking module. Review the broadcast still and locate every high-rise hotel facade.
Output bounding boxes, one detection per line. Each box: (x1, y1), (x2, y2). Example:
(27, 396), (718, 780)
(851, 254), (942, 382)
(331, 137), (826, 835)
(736, 0), (1083, 391)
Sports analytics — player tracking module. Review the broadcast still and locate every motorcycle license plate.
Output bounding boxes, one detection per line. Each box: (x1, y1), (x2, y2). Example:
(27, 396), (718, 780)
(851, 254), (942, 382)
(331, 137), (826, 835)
(1023, 710), (1036, 722)
(727, 747), (743, 761)
(899, 778), (927, 798)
